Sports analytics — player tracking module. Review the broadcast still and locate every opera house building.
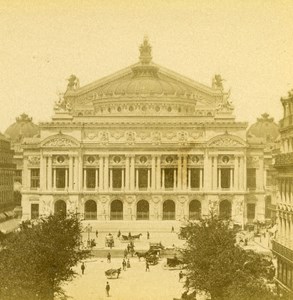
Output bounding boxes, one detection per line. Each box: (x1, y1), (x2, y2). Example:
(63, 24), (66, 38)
(12, 38), (277, 225)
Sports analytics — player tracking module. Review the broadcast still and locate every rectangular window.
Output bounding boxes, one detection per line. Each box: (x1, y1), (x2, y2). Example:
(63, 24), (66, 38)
(221, 168), (230, 188)
(86, 169), (96, 188)
(247, 168), (256, 189)
(30, 169), (40, 188)
(14, 170), (22, 184)
(31, 203), (39, 219)
(164, 168), (175, 189)
(56, 169), (66, 188)
(247, 203), (256, 220)
(190, 168), (200, 188)
(138, 168), (148, 189)
(113, 168), (122, 189)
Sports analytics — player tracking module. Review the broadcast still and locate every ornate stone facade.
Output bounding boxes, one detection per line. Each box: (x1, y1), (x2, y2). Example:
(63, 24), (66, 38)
(20, 38), (268, 226)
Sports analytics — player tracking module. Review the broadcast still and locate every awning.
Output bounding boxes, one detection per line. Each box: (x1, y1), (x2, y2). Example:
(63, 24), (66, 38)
(4, 211), (14, 218)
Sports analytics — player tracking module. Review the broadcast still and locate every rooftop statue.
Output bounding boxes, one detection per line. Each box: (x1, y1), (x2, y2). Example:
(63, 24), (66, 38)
(212, 74), (224, 90)
(139, 36), (152, 64)
(67, 74), (80, 90)
(54, 93), (72, 112)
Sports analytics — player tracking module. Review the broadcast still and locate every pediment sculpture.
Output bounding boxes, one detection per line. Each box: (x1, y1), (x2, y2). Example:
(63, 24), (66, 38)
(43, 137), (79, 148)
(209, 137), (245, 148)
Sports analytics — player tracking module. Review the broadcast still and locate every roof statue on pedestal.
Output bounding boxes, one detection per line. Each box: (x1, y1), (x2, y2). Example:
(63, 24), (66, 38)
(67, 74), (80, 91)
(216, 89), (233, 112)
(139, 36), (152, 64)
(212, 74), (224, 90)
(54, 92), (72, 113)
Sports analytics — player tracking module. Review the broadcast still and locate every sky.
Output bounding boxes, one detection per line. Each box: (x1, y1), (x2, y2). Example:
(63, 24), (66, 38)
(0, 0), (292, 132)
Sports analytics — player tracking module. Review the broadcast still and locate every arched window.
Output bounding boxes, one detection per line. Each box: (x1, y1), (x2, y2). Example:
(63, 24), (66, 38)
(219, 200), (231, 219)
(84, 200), (97, 220)
(54, 200), (66, 216)
(137, 200), (149, 220)
(163, 200), (175, 220)
(110, 200), (123, 220)
(189, 200), (201, 220)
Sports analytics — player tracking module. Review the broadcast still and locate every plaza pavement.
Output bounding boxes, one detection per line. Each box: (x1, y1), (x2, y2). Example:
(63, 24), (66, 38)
(62, 258), (207, 300)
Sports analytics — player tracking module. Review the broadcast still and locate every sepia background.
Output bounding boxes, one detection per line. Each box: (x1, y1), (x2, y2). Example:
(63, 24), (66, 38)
(0, 0), (293, 129)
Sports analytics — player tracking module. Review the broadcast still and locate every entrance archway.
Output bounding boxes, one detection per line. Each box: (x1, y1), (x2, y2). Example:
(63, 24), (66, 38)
(110, 200), (123, 220)
(84, 200), (97, 220)
(54, 200), (66, 215)
(219, 200), (232, 219)
(189, 200), (201, 220)
(163, 200), (175, 220)
(136, 200), (149, 220)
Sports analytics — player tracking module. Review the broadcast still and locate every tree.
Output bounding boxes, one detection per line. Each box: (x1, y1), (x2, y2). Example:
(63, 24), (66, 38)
(0, 213), (91, 300)
(180, 214), (282, 300)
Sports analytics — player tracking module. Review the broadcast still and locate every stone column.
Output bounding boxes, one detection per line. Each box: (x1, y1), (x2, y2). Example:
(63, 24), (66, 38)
(234, 156), (239, 190)
(69, 156), (73, 190)
(187, 169), (191, 189)
(199, 169), (203, 190)
(182, 155), (187, 189)
(239, 156), (244, 190)
(212, 156), (218, 190)
(218, 168), (221, 190)
(151, 155), (156, 190)
(230, 168), (233, 190)
(162, 168), (165, 189)
(177, 155), (182, 190)
(135, 169), (139, 190)
(79, 155), (83, 191)
(40, 154), (46, 191)
(156, 156), (161, 190)
(48, 155), (52, 190)
(148, 169), (151, 189)
(22, 157), (29, 189)
(74, 156), (79, 191)
(125, 155), (130, 191)
(95, 169), (99, 190)
(243, 156), (247, 190)
(83, 169), (87, 189)
(204, 153), (210, 190)
(65, 169), (68, 188)
(99, 156), (104, 191)
(130, 155), (135, 190)
(104, 155), (109, 191)
(53, 168), (56, 189)
(109, 169), (113, 190)
(122, 169), (125, 189)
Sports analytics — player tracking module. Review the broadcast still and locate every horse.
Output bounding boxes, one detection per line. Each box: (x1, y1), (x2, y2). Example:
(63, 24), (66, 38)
(135, 251), (148, 261)
(105, 268), (121, 279)
(132, 233), (142, 240)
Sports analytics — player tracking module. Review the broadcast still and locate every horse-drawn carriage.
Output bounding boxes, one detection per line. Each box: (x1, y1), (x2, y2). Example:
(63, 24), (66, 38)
(105, 234), (114, 247)
(120, 233), (142, 242)
(105, 268), (121, 279)
(163, 257), (185, 270)
(146, 254), (159, 265)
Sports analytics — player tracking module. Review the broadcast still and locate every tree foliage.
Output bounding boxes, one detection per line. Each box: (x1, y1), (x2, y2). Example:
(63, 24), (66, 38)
(0, 213), (91, 300)
(180, 215), (283, 300)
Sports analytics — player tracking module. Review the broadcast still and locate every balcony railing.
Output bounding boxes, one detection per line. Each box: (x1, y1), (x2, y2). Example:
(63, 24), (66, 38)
(272, 240), (293, 261)
(162, 212), (175, 220)
(110, 212), (123, 220)
(84, 212), (97, 220)
(275, 153), (293, 167)
(136, 212), (149, 220)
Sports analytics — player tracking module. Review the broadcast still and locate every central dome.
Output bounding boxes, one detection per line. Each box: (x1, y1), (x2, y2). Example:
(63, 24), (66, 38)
(94, 37), (193, 98)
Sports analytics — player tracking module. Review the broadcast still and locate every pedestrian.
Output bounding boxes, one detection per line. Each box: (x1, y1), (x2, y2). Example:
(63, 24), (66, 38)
(179, 270), (183, 282)
(128, 232), (131, 238)
(107, 252), (111, 263)
(117, 230), (121, 238)
(127, 243), (130, 253)
(147, 231), (150, 239)
(95, 230), (98, 238)
(124, 248), (128, 258)
(145, 261), (150, 272)
(122, 259), (127, 271)
(171, 226), (174, 233)
(81, 262), (85, 275)
(106, 282), (110, 297)
(127, 258), (131, 268)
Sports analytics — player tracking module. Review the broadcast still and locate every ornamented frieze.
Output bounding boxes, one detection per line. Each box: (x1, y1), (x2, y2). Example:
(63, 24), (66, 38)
(43, 137), (79, 148)
(209, 137), (244, 148)
(28, 156), (40, 166)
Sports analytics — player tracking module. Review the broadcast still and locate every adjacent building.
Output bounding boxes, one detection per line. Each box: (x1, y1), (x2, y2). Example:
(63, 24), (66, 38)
(0, 133), (16, 221)
(15, 38), (269, 225)
(272, 89), (293, 296)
